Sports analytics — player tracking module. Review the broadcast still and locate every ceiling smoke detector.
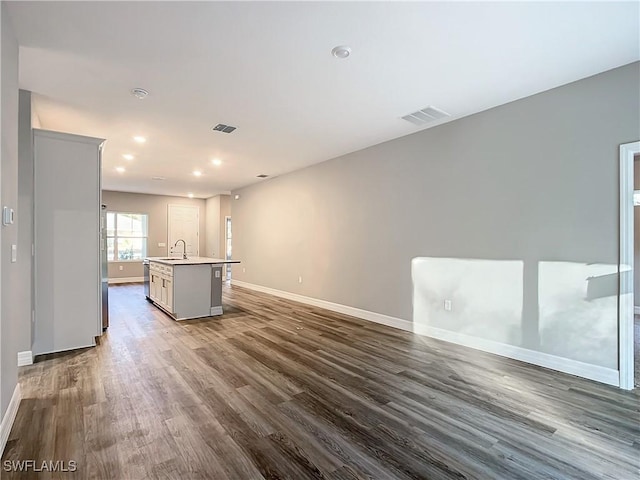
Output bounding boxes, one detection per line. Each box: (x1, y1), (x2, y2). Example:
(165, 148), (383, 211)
(131, 88), (149, 100)
(331, 45), (351, 59)
(212, 124), (237, 134)
(401, 106), (450, 126)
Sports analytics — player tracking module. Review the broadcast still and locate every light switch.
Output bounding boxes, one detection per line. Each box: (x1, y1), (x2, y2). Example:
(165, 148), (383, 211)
(11, 244), (17, 263)
(158, 242), (166, 247)
(215, 270), (220, 278)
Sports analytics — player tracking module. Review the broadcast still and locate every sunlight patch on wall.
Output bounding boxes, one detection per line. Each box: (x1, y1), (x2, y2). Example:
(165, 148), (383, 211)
(538, 262), (617, 369)
(412, 257), (523, 345)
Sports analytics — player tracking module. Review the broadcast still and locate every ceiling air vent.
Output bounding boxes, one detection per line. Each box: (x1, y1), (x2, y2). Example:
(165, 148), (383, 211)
(212, 124), (237, 133)
(401, 106), (450, 126)
(256, 174), (269, 178)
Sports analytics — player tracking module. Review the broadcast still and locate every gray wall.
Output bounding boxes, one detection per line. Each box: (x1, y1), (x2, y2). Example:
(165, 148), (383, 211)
(102, 190), (206, 279)
(205, 194), (231, 259)
(0, 3), (21, 417)
(18, 91), (33, 349)
(219, 195), (230, 259)
(205, 195), (220, 258)
(232, 62), (640, 370)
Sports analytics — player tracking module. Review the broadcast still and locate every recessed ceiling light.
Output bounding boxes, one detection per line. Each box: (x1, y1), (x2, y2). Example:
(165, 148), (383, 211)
(123, 154), (134, 160)
(187, 193), (194, 198)
(212, 158), (222, 166)
(116, 166), (125, 173)
(331, 45), (351, 59)
(131, 88), (149, 100)
(193, 170), (202, 177)
(133, 136), (146, 143)
(234, 194), (240, 200)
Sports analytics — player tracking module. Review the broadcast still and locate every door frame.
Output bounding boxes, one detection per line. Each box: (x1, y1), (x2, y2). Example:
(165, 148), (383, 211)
(619, 141), (640, 390)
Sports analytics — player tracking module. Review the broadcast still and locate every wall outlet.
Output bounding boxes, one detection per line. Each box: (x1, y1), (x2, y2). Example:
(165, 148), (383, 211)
(243, 267), (246, 273)
(298, 276), (303, 284)
(119, 265), (124, 271)
(444, 299), (452, 311)
(158, 242), (166, 247)
(11, 244), (17, 263)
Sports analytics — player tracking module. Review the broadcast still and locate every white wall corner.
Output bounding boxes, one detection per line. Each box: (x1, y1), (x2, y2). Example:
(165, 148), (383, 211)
(0, 384), (22, 456)
(17, 351), (33, 367)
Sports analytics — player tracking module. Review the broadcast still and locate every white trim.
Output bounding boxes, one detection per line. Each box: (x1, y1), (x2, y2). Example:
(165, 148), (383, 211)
(0, 384), (21, 456)
(416, 325), (619, 387)
(108, 276), (144, 284)
(232, 279), (619, 387)
(231, 279), (414, 332)
(17, 351), (32, 367)
(619, 141), (640, 390)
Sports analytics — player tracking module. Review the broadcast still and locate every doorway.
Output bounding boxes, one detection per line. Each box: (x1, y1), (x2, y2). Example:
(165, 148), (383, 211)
(225, 216), (232, 281)
(619, 141), (640, 390)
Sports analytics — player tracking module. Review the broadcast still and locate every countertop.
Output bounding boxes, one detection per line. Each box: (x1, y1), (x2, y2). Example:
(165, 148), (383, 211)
(146, 256), (241, 266)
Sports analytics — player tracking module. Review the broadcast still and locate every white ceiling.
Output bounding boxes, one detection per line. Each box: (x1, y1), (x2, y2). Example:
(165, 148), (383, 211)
(7, 1), (639, 198)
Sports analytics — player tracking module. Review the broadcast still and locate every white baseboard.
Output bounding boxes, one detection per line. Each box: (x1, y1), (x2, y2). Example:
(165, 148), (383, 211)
(0, 384), (21, 456)
(108, 276), (144, 284)
(231, 279), (413, 332)
(17, 351), (33, 367)
(414, 324), (619, 387)
(231, 279), (620, 387)
(634, 306), (640, 315)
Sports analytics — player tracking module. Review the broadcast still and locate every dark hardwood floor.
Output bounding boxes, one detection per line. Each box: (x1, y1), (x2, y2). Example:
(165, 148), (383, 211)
(3, 283), (639, 479)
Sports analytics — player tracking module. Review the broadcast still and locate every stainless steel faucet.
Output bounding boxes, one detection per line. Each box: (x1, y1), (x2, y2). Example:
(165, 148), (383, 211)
(174, 239), (187, 259)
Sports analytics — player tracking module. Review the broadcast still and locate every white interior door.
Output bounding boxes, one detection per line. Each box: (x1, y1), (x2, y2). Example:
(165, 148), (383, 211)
(168, 204), (199, 256)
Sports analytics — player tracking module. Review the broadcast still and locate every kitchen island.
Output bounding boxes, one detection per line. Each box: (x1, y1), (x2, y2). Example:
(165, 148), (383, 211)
(145, 257), (240, 320)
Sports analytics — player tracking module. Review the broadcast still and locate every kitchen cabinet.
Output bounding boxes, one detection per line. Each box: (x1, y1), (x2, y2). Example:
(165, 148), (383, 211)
(149, 262), (174, 314)
(146, 257), (240, 320)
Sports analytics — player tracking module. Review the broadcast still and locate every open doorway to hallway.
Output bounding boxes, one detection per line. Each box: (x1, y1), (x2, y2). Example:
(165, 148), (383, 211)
(634, 152), (640, 387)
(225, 216), (232, 281)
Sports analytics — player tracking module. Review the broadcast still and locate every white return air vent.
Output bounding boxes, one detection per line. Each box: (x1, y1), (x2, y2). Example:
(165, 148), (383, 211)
(401, 106), (450, 126)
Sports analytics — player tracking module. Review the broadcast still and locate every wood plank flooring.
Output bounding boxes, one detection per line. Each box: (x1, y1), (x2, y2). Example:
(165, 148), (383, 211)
(3, 283), (639, 479)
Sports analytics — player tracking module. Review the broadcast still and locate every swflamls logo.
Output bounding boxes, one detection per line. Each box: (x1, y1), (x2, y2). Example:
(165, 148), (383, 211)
(3, 460), (77, 472)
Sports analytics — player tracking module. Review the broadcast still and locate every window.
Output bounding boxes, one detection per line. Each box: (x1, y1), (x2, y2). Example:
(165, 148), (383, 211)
(106, 212), (148, 261)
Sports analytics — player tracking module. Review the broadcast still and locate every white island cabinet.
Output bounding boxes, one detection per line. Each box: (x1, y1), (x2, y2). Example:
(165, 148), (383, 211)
(146, 257), (240, 320)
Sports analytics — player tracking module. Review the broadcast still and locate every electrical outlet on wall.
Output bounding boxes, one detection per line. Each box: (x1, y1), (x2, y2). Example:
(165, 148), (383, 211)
(119, 265), (124, 271)
(444, 299), (452, 311)
(243, 267), (246, 273)
(298, 276), (303, 284)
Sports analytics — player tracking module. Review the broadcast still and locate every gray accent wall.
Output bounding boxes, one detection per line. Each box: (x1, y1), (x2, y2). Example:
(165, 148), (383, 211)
(102, 190), (207, 279)
(205, 195), (221, 258)
(232, 62), (640, 370)
(18, 91), (33, 350)
(205, 194), (231, 259)
(0, 3), (21, 417)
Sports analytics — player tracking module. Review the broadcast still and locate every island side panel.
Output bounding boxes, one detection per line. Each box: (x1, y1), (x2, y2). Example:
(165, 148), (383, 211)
(173, 264), (213, 320)
(211, 266), (223, 315)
